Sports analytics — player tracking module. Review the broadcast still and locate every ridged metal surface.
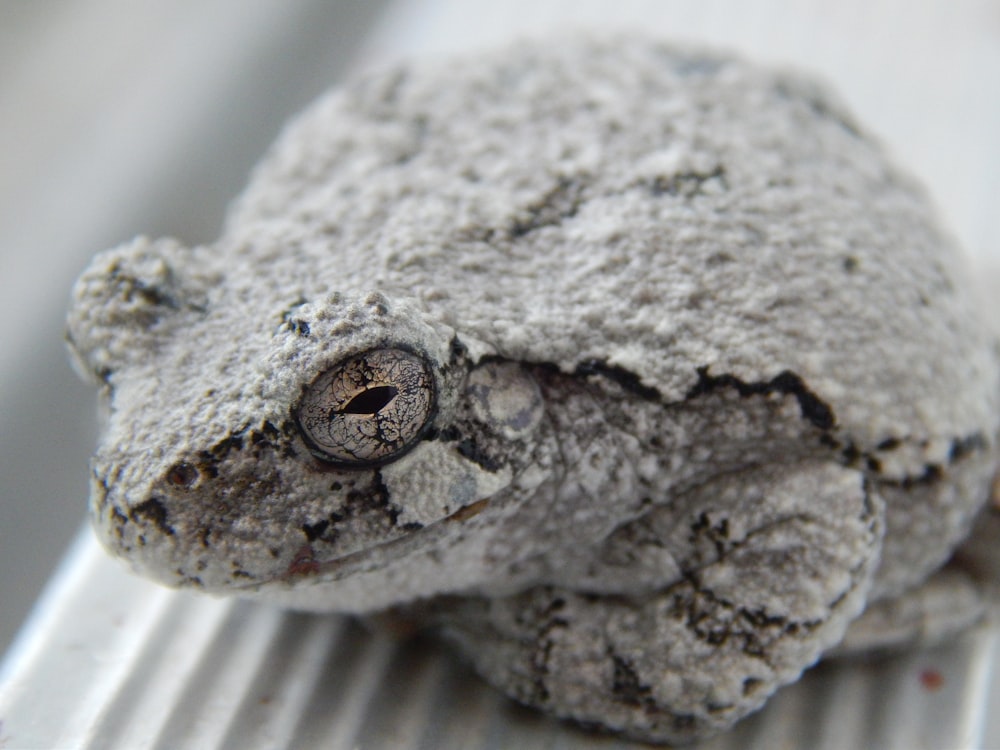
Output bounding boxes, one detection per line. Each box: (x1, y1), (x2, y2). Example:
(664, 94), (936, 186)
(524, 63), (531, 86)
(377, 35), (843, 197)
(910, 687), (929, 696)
(1, 531), (998, 749)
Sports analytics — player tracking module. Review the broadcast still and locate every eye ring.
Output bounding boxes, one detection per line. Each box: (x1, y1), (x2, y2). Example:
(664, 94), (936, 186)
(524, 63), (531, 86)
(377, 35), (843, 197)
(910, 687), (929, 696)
(294, 347), (436, 468)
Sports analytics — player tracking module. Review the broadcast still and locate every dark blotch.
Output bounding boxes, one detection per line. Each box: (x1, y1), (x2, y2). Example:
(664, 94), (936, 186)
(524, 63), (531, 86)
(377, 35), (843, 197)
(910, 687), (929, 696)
(302, 520), (330, 542)
(456, 438), (503, 472)
(449, 336), (468, 364)
(706, 251), (735, 267)
(876, 437), (901, 452)
(280, 297), (309, 329)
(649, 166), (727, 198)
(842, 442), (862, 465)
(574, 359), (662, 401)
(508, 176), (584, 238)
(289, 319), (311, 337)
(950, 433), (987, 461)
(250, 422), (281, 449)
(131, 497), (174, 536)
(118, 275), (178, 310)
(886, 464), (945, 489)
(205, 432), (245, 461)
(439, 425), (462, 442)
(344, 470), (403, 526)
(611, 654), (652, 707)
(687, 366), (835, 430)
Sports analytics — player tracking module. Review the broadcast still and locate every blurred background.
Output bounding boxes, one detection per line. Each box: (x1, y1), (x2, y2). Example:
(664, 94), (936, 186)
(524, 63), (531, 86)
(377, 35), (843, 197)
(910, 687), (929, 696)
(1, 0), (998, 659)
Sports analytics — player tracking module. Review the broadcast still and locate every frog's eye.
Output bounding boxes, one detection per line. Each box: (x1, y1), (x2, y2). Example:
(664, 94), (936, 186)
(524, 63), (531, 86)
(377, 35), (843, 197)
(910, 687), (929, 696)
(295, 348), (435, 467)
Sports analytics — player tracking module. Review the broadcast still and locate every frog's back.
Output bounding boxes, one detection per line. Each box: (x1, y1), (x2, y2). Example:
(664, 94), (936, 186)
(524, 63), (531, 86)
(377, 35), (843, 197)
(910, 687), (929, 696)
(228, 35), (998, 458)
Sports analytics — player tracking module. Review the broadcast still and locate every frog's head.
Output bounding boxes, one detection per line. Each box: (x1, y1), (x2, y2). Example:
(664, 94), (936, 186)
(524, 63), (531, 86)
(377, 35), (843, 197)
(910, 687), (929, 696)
(66, 237), (547, 608)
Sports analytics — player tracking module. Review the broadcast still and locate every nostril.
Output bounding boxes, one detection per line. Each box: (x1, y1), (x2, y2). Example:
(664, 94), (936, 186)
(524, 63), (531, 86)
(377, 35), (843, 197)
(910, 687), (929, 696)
(166, 462), (200, 488)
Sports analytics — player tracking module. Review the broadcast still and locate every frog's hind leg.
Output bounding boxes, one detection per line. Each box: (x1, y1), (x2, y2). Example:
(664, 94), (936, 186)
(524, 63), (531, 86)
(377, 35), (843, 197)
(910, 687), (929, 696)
(835, 504), (1000, 656)
(832, 567), (988, 655)
(427, 462), (883, 744)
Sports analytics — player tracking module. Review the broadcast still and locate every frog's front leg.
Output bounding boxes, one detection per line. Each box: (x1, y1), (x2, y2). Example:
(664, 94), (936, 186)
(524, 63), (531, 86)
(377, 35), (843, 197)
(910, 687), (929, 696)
(429, 462), (882, 744)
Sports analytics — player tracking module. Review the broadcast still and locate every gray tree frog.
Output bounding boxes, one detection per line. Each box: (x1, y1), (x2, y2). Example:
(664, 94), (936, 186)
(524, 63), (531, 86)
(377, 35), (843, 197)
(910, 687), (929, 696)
(65, 36), (1000, 744)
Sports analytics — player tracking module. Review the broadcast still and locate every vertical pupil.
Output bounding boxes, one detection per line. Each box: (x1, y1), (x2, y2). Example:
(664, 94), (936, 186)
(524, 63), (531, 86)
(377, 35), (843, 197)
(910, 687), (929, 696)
(341, 385), (398, 415)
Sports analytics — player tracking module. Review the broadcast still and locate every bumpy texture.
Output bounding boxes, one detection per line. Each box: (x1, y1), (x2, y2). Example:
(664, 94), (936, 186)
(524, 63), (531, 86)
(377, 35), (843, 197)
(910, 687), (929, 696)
(66, 36), (1000, 743)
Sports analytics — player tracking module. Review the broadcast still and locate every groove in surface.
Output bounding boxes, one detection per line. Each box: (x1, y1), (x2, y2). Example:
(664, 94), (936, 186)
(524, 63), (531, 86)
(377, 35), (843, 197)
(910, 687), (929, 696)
(413, 648), (505, 750)
(351, 634), (449, 749)
(84, 595), (235, 750)
(54, 586), (176, 749)
(217, 614), (345, 750)
(149, 603), (286, 750)
(286, 618), (400, 750)
(810, 660), (877, 750)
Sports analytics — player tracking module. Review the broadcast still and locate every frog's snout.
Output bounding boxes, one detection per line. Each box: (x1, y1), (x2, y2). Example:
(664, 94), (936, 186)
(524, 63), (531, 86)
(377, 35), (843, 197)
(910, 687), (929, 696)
(87, 453), (177, 574)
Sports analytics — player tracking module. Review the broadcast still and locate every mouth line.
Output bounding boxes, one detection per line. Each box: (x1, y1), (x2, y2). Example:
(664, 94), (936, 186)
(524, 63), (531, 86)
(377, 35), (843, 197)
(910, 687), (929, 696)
(234, 498), (492, 590)
(231, 532), (418, 591)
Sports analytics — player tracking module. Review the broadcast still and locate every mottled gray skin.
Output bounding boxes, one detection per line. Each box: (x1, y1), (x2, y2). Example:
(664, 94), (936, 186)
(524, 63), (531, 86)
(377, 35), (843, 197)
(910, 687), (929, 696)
(66, 37), (1000, 744)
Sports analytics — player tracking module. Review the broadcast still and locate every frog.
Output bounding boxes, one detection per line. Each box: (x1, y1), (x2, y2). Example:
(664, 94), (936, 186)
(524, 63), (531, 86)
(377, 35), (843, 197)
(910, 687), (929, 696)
(65, 35), (1000, 744)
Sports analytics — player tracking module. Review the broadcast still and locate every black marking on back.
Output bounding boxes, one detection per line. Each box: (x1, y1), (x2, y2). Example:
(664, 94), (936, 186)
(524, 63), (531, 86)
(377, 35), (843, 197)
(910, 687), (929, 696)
(574, 359), (662, 401)
(686, 366), (835, 430)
